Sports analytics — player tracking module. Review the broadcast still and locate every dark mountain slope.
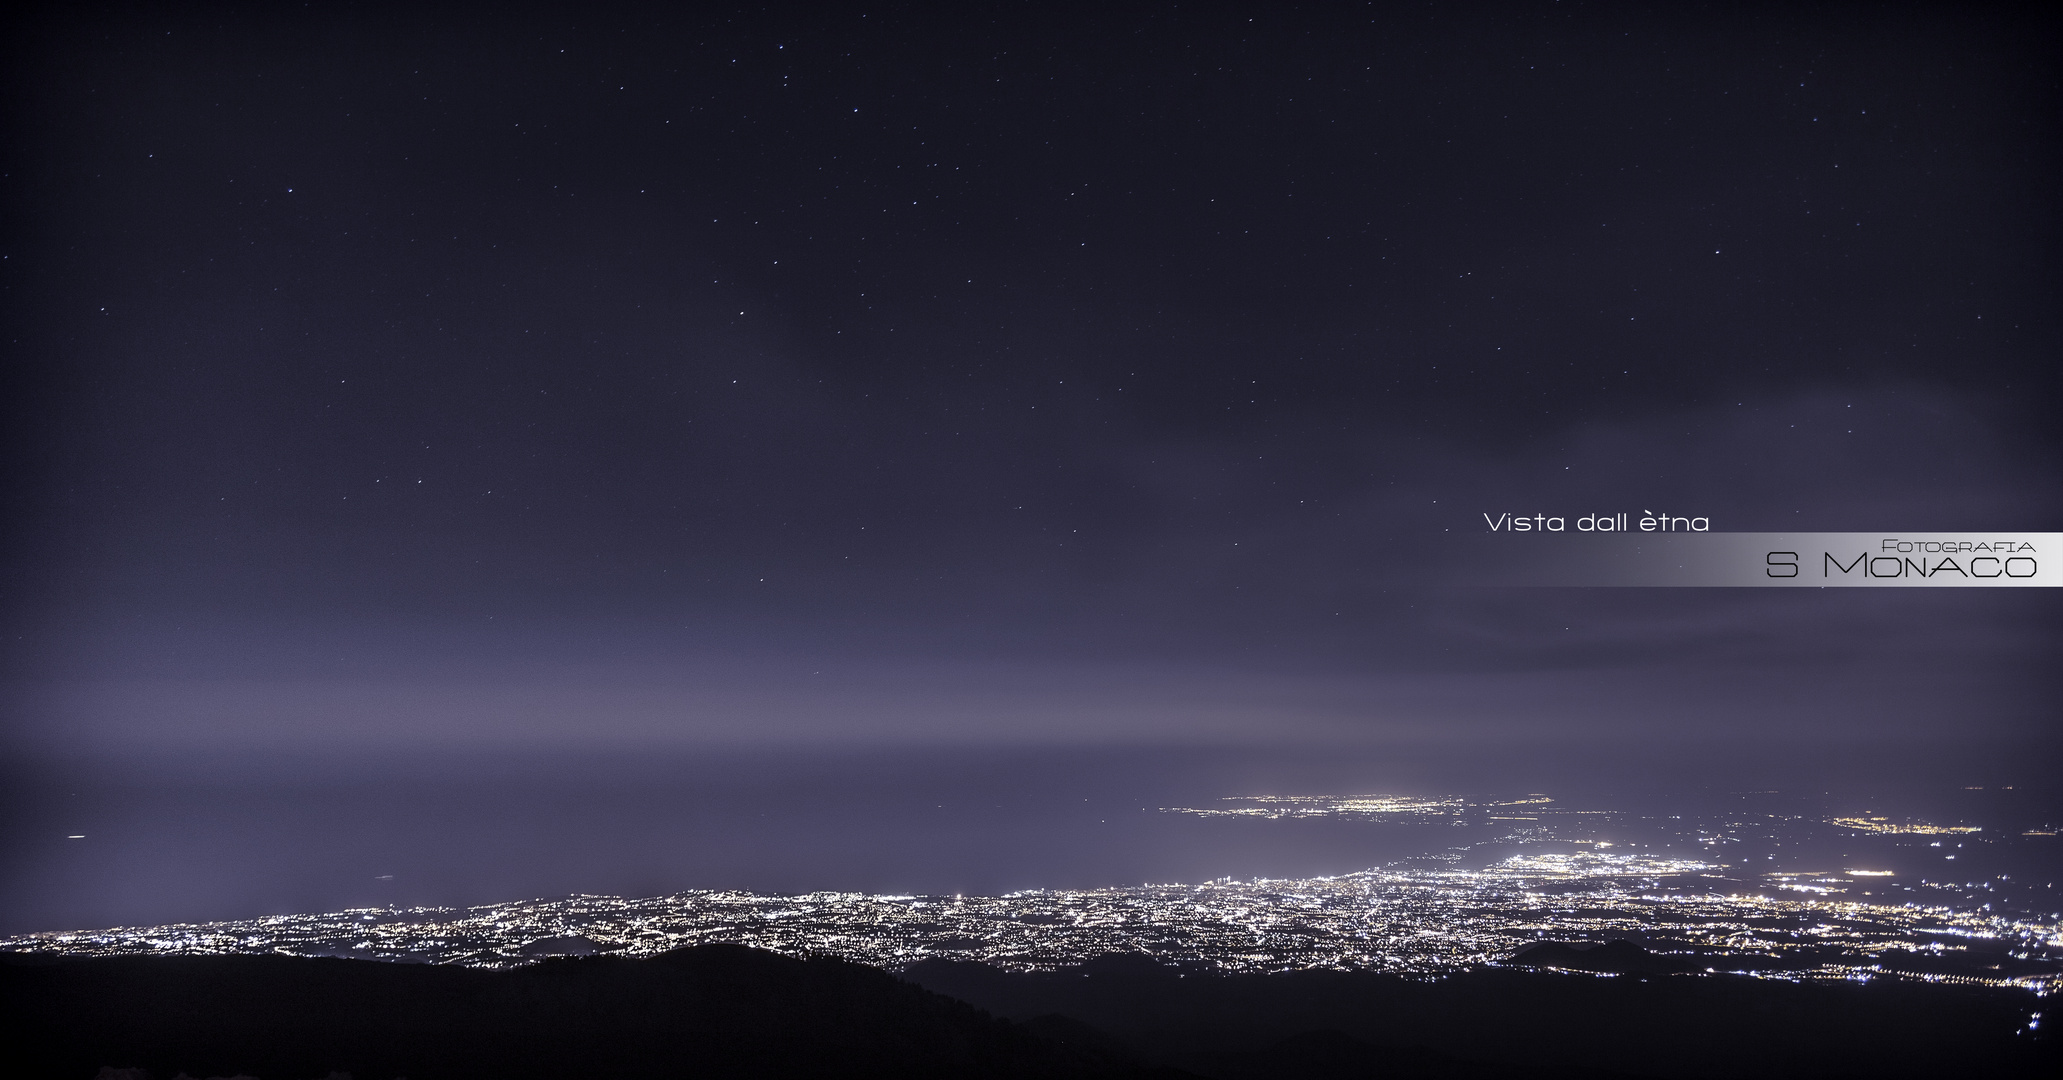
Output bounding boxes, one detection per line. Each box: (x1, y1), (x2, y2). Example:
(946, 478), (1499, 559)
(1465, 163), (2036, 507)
(0, 944), (1164, 1080)
(7, 943), (2053, 1080)
(902, 954), (2056, 1080)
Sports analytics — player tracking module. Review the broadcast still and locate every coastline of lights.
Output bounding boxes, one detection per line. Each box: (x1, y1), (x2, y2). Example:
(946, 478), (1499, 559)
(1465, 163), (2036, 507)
(7, 852), (2054, 993)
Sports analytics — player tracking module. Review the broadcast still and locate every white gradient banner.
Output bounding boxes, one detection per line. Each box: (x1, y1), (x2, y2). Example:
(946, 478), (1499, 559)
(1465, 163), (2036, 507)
(1463, 532), (2056, 587)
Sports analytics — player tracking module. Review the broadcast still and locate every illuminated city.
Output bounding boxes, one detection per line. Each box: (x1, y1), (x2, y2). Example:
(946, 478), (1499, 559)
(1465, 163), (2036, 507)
(9, 792), (2055, 994)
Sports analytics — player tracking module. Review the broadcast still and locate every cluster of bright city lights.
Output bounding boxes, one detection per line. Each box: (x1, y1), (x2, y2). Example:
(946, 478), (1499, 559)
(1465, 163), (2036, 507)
(7, 791), (2054, 995)
(6, 833), (2054, 994)
(1163, 794), (1552, 820)
(1830, 816), (1984, 836)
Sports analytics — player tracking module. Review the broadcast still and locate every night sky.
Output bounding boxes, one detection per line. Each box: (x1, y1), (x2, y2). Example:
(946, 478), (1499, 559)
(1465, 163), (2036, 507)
(3, 5), (2059, 928)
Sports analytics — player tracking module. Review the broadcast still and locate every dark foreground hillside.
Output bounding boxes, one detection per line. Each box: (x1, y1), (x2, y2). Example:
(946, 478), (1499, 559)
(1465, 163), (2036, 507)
(3, 943), (2053, 1080)
(903, 950), (2057, 1080)
(0, 944), (1157, 1080)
